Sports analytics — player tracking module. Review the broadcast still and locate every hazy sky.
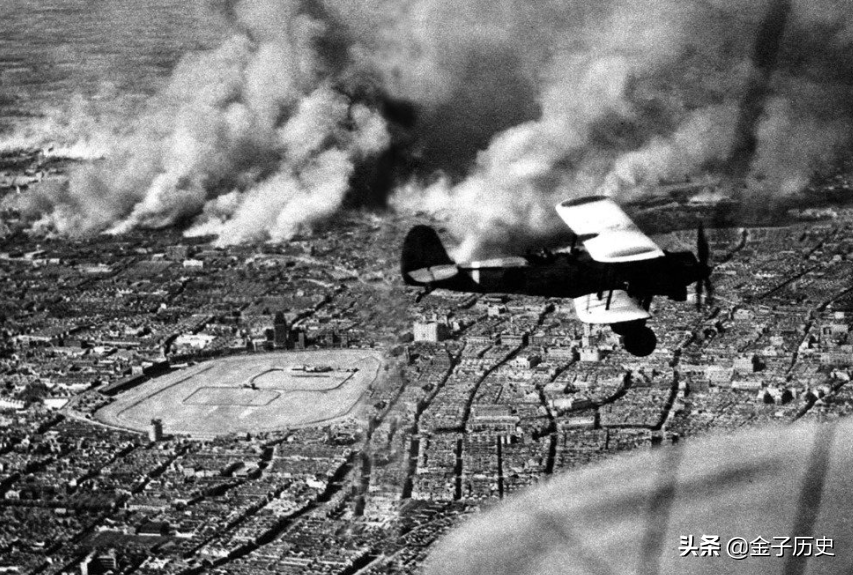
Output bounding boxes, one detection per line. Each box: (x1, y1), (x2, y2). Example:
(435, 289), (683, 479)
(0, 0), (228, 123)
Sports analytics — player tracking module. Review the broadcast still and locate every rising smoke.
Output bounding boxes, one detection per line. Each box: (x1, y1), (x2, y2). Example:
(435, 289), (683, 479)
(8, 0), (853, 257)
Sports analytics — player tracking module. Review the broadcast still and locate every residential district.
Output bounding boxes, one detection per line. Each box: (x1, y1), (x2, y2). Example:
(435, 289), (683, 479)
(2, 148), (853, 575)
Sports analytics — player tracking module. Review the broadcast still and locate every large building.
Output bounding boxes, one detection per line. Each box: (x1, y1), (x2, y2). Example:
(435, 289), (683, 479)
(274, 312), (289, 349)
(80, 549), (117, 575)
(414, 321), (449, 342)
(149, 418), (163, 442)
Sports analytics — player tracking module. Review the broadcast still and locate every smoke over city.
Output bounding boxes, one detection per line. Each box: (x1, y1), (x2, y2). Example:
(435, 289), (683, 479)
(7, 0), (853, 256)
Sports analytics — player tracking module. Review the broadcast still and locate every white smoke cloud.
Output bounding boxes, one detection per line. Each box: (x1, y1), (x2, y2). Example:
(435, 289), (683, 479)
(602, 105), (741, 197)
(186, 86), (390, 244)
(395, 0), (853, 257)
(6, 0), (853, 253)
(12, 0), (390, 244)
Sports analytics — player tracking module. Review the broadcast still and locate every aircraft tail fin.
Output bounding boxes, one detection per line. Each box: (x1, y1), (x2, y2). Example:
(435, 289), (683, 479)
(401, 225), (457, 286)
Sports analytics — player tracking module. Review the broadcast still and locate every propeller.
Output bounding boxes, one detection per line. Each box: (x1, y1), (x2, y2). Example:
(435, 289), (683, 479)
(695, 222), (714, 310)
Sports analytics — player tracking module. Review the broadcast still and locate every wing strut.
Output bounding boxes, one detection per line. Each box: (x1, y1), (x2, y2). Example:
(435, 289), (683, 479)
(603, 264), (614, 311)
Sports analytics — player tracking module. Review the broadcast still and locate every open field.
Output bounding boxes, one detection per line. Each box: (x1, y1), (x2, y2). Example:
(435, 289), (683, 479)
(95, 350), (386, 437)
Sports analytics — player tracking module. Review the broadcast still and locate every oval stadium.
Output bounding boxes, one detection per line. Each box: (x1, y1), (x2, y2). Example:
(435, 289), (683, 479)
(95, 350), (386, 437)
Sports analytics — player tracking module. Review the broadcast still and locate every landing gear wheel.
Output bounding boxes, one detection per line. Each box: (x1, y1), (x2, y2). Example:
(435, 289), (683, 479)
(611, 320), (645, 336)
(623, 326), (657, 357)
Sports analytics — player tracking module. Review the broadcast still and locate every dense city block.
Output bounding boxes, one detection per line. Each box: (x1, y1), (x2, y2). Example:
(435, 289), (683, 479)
(2, 151), (853, 574)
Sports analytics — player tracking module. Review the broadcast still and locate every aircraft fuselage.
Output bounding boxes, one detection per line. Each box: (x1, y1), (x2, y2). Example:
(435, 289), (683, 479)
(435, 252), (697, 303)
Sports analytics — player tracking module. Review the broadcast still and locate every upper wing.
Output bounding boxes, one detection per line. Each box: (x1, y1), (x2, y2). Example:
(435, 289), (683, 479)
(556, 196), (664, 263)
(572, 289), (651, 324)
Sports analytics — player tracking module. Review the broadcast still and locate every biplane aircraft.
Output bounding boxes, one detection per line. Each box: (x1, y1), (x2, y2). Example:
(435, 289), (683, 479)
(401, 196), (713, 356)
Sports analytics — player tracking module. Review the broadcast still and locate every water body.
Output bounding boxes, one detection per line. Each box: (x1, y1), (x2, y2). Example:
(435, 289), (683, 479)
(0, 0), (228, 130)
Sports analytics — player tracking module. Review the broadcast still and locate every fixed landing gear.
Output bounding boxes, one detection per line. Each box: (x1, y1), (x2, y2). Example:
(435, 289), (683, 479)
(612, 321), (657, 357)
(623, 327), (657, 356)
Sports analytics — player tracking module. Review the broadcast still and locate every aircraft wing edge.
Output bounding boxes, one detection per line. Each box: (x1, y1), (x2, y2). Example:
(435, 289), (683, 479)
(555, 197), (664, 263)
(572, 290), (651, 324)
(458, 257), (529, 269)
(583, 230), (664, 263)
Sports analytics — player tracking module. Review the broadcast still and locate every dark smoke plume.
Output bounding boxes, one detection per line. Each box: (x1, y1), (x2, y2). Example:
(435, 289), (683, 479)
(726, 0), (793, 179)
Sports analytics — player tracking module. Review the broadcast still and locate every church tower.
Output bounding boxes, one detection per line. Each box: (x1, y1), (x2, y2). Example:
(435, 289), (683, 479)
(274, 311), (289, 349)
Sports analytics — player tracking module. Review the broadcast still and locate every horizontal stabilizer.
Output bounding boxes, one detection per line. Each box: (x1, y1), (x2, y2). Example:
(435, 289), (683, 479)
(460, 257), (528, 269)
(407, 264), (459, 284)
(401, 225), (456, 286)
(573, 290), (651, 324)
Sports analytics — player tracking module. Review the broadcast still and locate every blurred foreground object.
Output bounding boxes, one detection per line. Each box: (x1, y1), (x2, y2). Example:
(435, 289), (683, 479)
(425, 418), (853, 575)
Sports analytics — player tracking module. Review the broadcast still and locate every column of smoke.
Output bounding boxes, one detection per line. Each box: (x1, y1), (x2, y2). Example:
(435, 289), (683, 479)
(403, 0), (853, 259)
(10, 0), (853, 257)
(16, 0), (397, 245)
